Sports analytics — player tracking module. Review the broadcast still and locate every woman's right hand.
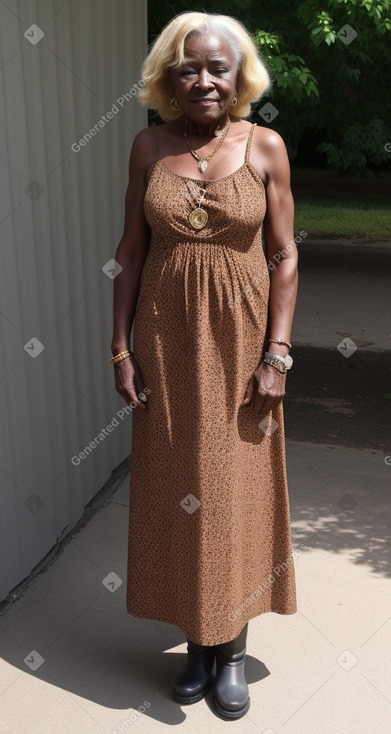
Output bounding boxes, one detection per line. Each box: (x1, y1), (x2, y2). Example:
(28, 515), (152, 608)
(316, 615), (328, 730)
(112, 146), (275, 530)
(113, 354), (148, 409)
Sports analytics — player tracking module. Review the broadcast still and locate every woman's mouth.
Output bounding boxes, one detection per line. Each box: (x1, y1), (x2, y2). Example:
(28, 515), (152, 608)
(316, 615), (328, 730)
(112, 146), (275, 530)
(191, 99), (218, 107)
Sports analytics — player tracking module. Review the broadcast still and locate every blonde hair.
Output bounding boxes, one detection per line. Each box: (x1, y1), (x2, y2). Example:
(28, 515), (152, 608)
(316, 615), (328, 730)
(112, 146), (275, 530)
(137, 12), (271, 121)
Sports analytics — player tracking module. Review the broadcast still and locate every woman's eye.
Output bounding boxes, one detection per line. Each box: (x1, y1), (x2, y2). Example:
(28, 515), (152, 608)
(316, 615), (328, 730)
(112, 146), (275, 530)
(180, 69), (227, 76)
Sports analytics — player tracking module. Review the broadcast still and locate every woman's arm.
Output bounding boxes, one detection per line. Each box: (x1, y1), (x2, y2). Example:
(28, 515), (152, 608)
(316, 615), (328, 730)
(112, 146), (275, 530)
(242, 128), (298, 415)
(263, 129), (298, 357)
(111, 128), (152, 354)
(111, 128), (153, 407)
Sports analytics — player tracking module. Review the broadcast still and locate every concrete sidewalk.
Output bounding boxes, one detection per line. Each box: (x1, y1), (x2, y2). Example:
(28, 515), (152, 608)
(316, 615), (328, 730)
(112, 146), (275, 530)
(1, 239), (390, 733)
(0, 443), (390, 733)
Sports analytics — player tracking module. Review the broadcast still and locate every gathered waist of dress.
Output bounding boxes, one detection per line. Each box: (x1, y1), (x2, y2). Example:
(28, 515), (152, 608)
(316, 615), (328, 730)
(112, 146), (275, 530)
(148, 230), (263, 255)
(143, 233), (268, 281)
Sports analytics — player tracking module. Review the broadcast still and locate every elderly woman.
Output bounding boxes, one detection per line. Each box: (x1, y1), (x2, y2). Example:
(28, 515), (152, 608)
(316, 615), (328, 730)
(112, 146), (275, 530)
(110, 10), (298, 720)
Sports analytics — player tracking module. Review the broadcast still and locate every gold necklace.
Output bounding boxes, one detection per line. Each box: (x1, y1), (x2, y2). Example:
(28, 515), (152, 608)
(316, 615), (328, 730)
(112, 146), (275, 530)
(188, 185), (208, 229)
(184, 117), (231, 173)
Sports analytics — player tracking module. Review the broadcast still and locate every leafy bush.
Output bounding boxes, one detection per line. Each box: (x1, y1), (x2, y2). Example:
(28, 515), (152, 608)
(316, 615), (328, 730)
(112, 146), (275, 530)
(316, 118), (391, 175)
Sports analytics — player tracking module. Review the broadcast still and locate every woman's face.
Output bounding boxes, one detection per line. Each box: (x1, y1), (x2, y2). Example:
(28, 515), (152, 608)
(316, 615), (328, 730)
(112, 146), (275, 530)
(169, 32), (237, 125)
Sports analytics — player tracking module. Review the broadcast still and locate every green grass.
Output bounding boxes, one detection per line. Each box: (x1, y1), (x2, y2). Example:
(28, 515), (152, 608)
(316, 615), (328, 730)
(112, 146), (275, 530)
(292, 166), (391, 181)
(294, 200), (391, 240)
(291, 167), (391, 240)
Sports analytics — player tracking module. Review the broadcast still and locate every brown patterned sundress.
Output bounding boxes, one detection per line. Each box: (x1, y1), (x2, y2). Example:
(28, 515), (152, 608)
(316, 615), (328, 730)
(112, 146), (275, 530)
(126, 122), (297, 646)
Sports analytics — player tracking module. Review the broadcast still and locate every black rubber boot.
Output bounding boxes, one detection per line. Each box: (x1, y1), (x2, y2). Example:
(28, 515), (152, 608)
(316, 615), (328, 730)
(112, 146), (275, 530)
(213, 623), (250, 719)
(172, 638), (216, 704)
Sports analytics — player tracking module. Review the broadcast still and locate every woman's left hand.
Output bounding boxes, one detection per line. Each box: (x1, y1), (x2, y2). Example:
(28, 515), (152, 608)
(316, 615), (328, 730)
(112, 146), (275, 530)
(242, 362), (286, 416)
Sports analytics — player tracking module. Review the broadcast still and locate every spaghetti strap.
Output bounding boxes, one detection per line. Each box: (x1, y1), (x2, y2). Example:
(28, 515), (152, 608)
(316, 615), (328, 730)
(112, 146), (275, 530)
(152, 123), (160, 161)
(245, 123), (256, 164)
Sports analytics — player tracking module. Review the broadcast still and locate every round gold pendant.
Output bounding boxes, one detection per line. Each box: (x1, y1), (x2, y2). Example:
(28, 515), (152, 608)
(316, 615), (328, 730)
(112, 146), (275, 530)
(189, 207), (208, 230)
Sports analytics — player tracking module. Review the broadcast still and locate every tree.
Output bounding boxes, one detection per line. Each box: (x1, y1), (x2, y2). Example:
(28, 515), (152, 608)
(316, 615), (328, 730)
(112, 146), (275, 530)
(148, 0), (391, 174)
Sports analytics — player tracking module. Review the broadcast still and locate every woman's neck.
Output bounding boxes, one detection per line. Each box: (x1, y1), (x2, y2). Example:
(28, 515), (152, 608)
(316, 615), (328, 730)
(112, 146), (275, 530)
(184, 114), (231, 138)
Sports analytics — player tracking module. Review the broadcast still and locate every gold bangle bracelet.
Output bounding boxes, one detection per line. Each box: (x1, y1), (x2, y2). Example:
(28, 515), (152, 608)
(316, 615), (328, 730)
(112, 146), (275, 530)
(268, 338), (292, 349)
(109, 349), (133, 365)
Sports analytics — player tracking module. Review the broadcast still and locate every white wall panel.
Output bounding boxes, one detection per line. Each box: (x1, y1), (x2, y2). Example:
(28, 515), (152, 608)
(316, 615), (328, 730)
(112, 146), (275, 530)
(0, 0), (148, 600)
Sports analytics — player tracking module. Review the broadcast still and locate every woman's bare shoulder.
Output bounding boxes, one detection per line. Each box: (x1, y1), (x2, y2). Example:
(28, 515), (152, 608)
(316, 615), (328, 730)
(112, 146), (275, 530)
(129, 126), (157, 172)
(252, 124), (290, 183)
(253, 124), (287, 155)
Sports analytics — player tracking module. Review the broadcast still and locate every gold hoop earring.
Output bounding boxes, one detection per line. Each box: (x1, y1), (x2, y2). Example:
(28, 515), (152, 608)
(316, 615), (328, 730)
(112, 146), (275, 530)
(230, 90), (238, 107)
(170, 97), (181, 111)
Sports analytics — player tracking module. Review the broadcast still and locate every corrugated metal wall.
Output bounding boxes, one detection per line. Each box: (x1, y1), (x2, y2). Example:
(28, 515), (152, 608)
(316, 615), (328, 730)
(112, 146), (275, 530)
(0, 0), (148, 601)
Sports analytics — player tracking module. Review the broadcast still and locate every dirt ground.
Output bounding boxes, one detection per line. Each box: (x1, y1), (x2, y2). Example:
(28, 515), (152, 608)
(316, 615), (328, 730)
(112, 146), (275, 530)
(283, 240), (391, 453)
(284, 345), (390, 452)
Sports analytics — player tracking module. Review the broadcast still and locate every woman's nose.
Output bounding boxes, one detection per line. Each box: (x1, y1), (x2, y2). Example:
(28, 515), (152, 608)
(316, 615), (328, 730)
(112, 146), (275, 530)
(196, 70), (214, 89)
